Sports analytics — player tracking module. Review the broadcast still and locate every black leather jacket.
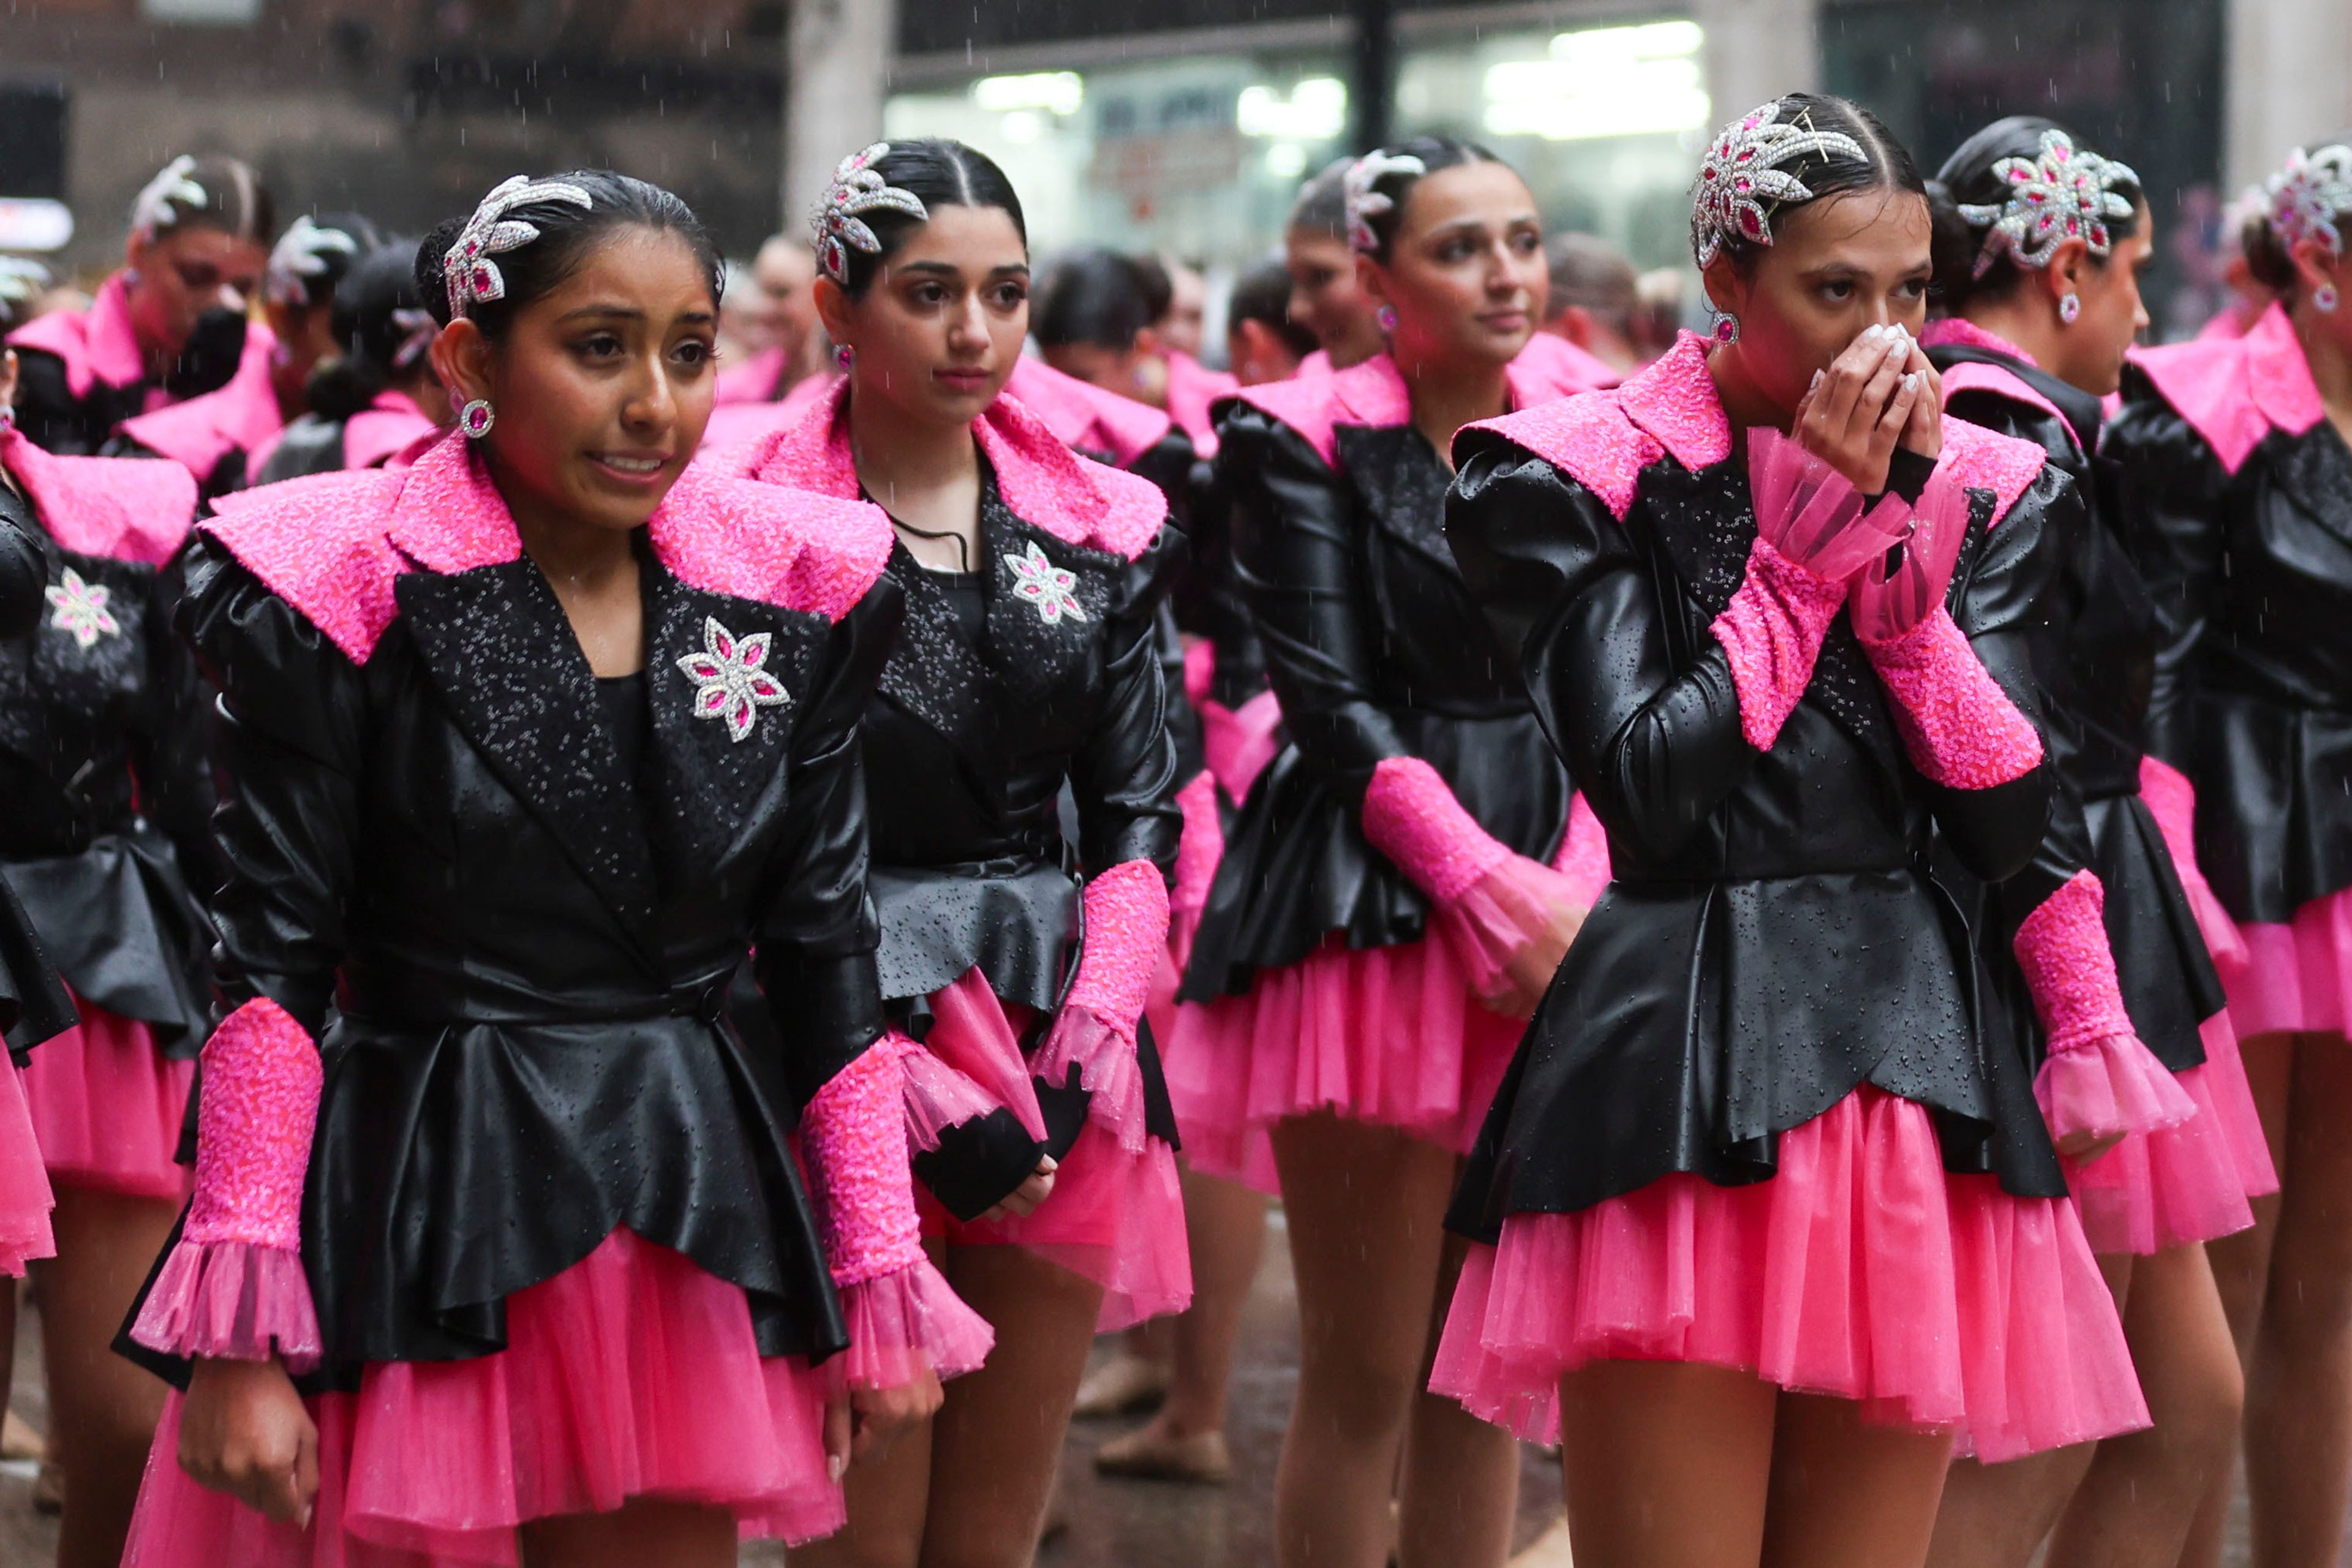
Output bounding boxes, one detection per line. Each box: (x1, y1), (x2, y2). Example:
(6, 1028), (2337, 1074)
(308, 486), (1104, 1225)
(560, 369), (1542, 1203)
(122, 466), (902, 1390)
(1442, 394), (2071, 1234)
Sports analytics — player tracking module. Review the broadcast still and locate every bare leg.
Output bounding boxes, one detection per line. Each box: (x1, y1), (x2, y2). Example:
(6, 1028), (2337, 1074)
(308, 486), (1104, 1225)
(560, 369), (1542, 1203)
(1557, 1360), (1776, 1568)
(920, 1243), (1104, 1568)
(1397, 1232), (1518, 1568)
(522, 1498), (737, 1567)
(789, 1379), (934, 1568)
(33, 1183), (178, 1568)
(0, 1279), (14, 1430)
(1760, 1393), (1952, 1568)
(2048, 1242), (2242, 1568)
(2243, 1032), (2352, 1568)
(1923, 1252), (2127, 1568)
(1099, 1165), (1268, 1471)
(1268, 1111), (1464, 1568)
(2180, 1028), (2293, 1568)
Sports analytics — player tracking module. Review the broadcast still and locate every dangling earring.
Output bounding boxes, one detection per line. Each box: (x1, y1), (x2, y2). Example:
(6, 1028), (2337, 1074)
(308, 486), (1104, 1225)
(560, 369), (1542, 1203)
(2059, 292), (2082, 325)
(2317, 284), (2341, 314)
(459, 398), (495, 440)
(1376, 305), (1398, 334)
(835, 343), (855, 371)
(1711, 311), (1740, 346)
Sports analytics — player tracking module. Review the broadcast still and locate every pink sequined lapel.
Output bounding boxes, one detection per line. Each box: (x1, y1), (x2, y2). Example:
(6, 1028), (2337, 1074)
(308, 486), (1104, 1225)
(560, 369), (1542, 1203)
(1163, 350), (1238, 459)
(1005, 356), (1174, 467)
(1936, 417), (2050, 526)
(1507, 331), (1624, 401)
(342, 393), (439, 472)
(6, 273), (147, 401)
(739, 375), (1163, 562)
(1616, 333), (1733, 471)
(1920, 320), (2076, 451)
(113, 323), (285, 481)
(647, 463), (890, 624)
(1, 426), (197, 565)
(2128, 302), (2324, 475)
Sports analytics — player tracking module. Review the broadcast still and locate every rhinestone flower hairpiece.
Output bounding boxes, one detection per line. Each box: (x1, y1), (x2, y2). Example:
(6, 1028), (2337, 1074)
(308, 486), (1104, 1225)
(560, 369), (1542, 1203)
(130, 156), (209, 241)
(390, 307), (439, 370)
(1344, 150), (1429, 255)
(1691, 103), (1867, 268)
(442, 175), (595, 320)
(1954, 129), (2139, 279)
(265, 216), (362, 307)
(2263, 143), (2352, 258)
(0, 257), (50, 313)
(810, 144), (930, 285)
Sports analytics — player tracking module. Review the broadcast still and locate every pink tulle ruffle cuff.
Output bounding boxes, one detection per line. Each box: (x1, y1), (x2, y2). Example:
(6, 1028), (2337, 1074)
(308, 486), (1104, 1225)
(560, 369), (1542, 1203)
(1031, 1004), (1150, 1152)
(1710, 536), (1847, 753)
(1861, 607), (2043, 789)
(129, 1238), (323, 1371)
(830, 1259), (995, 1390)
(1172, 771), (1226, 967)
(900, 1041), (1005, 1153)
(1362, 755), (1511, 902)
(1434, 853), (1591, 1012)
(2035, 1033), (2199, 1150)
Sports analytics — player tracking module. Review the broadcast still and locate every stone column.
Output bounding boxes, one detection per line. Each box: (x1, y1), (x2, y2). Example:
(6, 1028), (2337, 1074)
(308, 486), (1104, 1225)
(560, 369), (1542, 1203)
(1692, 0), (1820, 126)
(2225, 0), (2352, 194)
(784, 0), (898, 233)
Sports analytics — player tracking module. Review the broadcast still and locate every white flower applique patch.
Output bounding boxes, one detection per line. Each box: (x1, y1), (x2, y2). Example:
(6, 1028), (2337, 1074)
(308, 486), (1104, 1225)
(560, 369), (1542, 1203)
(45, 568), (120, 649)
(676, 616), (791, 743)
(1005, 541), (1087, 626)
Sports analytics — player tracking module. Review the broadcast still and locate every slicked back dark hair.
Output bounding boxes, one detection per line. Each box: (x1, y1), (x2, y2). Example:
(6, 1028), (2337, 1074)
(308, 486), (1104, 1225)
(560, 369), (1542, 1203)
(1701, 94), (1926, 273)
(1355, 135), (1512, 264)
(826, 139), (1027, 300)
(415, 169), (724, 341)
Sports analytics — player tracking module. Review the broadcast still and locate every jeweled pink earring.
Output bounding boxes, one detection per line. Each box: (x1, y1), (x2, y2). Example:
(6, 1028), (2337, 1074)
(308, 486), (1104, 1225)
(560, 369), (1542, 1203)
(1711, 311), (1741, 345)
(1376, 304), (1398, 333)
(2059, 292), (2082, 325)
(2316, 283), (2342, 314)
(459, 398), (495, 439)
(835, 343), (855, 371)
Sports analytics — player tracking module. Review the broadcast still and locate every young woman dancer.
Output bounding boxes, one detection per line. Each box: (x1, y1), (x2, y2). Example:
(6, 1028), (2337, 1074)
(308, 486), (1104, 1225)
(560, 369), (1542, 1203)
(0, 344), (92, 1449)
(105, 211), (379, 502)
(0, 336), (215, 1568)
(1035, 247), (1238, 459)
(1170, 135), (1605, 1568)
(251, 243), (450, 484)
(1283, 159), (1389, 375)
(112, 169), (982, 1568)
(1916, 116), (2275, 1568)
(2107, 138), (2352, 1568)
(723, 139), (1187, 1568)
(7, 155), (274, 455)
(1431, 95), (2149, 1568)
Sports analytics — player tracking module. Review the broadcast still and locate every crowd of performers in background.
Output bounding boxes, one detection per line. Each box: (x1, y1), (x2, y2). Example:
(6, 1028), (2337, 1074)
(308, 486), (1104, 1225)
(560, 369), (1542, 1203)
(0, 84), (2343, 1568)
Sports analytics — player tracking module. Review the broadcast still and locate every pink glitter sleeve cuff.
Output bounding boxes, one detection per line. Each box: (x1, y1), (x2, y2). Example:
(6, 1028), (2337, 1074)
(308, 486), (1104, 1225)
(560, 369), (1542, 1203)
(1034, 860), (1172, 1153)
(2138, 756), (2248, 973)
(1360, 756), (1512, 903)
(129, 998), (323, 1370)
(2016, 872), (2198, 1144)
(804, 1035), (994, 1388)
(1170, 771), (1226, 970)
(1709, 537), (1848, 753)
(1860, 606), (2044, 788)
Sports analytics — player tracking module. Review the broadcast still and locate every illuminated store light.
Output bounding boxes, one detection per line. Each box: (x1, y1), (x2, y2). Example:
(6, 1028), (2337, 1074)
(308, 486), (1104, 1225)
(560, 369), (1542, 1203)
(972, 71), (1085, 116)
(1482, 20), (1709, 141)
(1237, 77), (1348, 140)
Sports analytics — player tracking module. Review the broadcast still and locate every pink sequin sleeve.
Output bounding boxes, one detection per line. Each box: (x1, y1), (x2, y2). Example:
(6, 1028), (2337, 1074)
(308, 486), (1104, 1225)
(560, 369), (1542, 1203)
(1708, 537), (1850, 753)
(2014, 871), (2198, 1147)
(1031, 859), (1172, 1153)
(1858, 606), (2045, 789)
(1170, 772), (1225, 970)
(2136, 756), (2249, 973)
(128, 998), (325, 1370)
(801, 1036), (994, 1389)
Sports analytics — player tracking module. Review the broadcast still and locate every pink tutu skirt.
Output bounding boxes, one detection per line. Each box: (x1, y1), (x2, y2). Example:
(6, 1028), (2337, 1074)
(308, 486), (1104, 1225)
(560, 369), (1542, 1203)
(1164, 925), (1523, 1195)
(914, 971), (1191, 1332)
(21, 994), (192, 1200)
(0, 1050), (55, 1273)
(1430, 1087), (2149, 1463)
(123, 1228), (842, 1567)
(2226, 886), (2352, 1039)
(2067, 1009), (2278, 1254)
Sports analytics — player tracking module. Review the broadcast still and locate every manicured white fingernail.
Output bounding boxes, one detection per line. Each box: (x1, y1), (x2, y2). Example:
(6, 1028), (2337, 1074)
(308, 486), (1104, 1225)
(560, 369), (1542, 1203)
(1811, 369), (1825, 390)
(830, 1454), (847, 1483)
(1904, 372), (1920, 392)
(1860, 324), (1882, 341)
